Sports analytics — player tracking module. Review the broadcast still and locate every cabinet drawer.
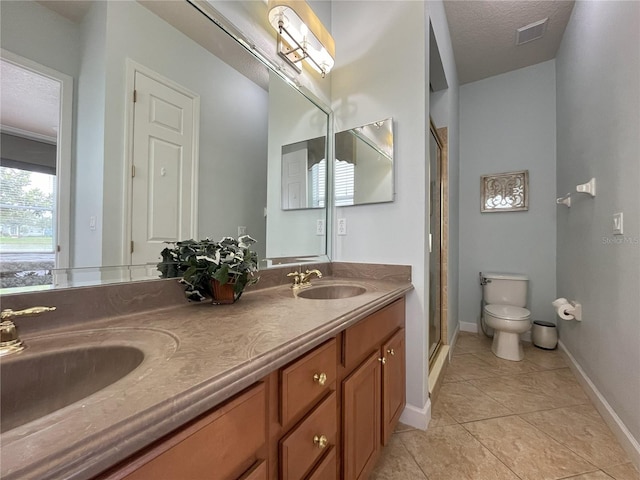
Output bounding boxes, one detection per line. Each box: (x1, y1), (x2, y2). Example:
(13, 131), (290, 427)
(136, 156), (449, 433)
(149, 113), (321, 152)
(306, 446), (336, 480)
(121, 383), (266, 480)
(280, 391), (337, 480)
(281, 338), (336, 425)
(343, 298), (405, 371)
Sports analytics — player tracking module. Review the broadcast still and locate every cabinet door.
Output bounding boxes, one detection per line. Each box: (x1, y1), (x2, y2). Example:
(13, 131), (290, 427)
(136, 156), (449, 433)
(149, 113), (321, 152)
(342, 352), (381, 480)
(381, 329), (405, 445)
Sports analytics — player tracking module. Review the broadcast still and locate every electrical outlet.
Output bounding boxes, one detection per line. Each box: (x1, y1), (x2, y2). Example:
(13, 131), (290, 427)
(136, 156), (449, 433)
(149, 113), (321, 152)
(337, 218), (347, 235)
(316, 219), (325, 235)
(238, 226), (247, 236)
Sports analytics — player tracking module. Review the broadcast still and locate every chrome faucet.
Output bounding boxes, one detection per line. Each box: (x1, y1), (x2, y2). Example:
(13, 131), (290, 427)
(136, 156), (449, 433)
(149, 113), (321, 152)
(0, 306), (56, 357)
(287, 269), (323, 288)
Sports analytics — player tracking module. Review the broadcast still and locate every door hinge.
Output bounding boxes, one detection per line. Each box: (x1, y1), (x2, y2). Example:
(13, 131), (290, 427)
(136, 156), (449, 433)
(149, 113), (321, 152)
(132, 165), (136, 178)
(131, 241), (134, 254)
(133, 89), (137, 103)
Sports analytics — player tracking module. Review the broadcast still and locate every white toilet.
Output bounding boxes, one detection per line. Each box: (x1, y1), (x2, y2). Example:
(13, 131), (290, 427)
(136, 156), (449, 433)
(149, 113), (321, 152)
(481, 272), (531, 361)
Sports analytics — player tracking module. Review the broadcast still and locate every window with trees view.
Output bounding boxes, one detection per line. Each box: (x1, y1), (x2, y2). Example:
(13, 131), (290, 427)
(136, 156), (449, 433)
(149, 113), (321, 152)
(0, 166), (55, 253)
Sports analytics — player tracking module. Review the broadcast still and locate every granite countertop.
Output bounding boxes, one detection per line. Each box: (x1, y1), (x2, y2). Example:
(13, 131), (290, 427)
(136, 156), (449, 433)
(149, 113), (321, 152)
(0, 275), (412, 480)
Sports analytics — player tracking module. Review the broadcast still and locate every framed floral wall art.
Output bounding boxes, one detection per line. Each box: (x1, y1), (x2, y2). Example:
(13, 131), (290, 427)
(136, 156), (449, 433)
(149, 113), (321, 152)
(481, 170), (529, 212)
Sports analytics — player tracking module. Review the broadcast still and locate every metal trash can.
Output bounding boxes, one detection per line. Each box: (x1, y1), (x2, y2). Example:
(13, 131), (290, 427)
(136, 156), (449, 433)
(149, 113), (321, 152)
(532, 321), (558, 350)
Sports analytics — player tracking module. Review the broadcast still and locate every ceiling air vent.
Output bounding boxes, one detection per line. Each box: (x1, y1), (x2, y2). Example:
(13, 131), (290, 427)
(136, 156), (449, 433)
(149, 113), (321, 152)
(516, 18), (548, 46)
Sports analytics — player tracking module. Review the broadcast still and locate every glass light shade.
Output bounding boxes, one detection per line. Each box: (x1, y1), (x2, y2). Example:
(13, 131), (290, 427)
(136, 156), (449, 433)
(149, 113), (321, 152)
(268, 0), (335, 75)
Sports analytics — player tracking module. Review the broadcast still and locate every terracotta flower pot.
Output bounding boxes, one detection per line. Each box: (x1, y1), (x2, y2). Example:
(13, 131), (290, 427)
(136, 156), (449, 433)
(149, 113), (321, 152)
(211, 279), (239, 304)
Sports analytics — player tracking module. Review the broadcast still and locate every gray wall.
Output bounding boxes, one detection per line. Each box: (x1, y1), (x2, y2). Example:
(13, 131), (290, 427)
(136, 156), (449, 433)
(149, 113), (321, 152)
(459, 60), (557, 329)
(556, 0), (640, 447)
(331, 0), (430, 416)
(330, 1), (460, 425)
(0, 1), (81, 77)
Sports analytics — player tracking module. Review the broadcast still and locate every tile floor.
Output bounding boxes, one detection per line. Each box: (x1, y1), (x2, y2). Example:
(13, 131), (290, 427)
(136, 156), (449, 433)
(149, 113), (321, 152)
(371, 332), (639, 480)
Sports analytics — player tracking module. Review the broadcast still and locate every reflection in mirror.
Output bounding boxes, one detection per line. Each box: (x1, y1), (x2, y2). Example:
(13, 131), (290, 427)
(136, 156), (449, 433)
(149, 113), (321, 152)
(0, 0), (329, 293)
(335, 118), (394, 206)
(266, 71), (328, 262)
(280, 136), (326, 210)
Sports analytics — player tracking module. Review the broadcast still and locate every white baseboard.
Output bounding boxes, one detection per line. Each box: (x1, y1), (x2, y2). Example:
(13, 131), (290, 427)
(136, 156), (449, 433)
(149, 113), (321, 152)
(558, 340), (640, 470)
(449, 324), (460, 361)
(459, 321), (478, 333)
(400, 400), (431, 431)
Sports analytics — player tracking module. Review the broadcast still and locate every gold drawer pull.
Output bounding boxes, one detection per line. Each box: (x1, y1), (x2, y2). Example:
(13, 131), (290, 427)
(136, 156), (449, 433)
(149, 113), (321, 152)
(378, 357), (386, 365)
(313, 372), (327, 386)
(313, 434), (328, 449)
(387, 348), (395, 356)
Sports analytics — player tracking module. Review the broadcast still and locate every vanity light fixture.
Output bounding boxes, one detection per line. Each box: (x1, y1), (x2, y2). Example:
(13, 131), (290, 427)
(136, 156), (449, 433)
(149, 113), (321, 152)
(267, 0), (335, 78)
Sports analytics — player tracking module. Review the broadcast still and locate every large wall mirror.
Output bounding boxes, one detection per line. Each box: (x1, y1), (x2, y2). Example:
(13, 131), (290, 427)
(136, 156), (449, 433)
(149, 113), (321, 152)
(0, 0), (330, 292)
(335, 117), (394, 206)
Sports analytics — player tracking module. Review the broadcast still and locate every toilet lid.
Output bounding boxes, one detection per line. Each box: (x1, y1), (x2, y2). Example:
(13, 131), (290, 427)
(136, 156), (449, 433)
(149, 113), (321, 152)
(485, 304), (531, 320)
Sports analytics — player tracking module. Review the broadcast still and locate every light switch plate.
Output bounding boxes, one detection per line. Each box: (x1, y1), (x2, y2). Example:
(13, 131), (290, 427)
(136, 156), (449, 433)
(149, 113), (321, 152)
(613, 212), (623, 235)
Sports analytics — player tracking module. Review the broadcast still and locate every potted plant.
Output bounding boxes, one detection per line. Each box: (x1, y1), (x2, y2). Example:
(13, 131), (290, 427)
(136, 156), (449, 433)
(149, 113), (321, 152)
(157, 235), (259, 304)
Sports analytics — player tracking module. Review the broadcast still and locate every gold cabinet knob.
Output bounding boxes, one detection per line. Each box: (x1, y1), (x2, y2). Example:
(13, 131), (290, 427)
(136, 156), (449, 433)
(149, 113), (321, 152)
(378, 357), (386, 365)
(313, 372), (327, 386)
(387, 348), (395, 356)
(313, 434), (328, 449)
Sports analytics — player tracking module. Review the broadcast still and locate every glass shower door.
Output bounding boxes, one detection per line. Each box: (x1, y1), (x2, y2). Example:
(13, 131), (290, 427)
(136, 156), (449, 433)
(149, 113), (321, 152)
(428, 126), (443, 361)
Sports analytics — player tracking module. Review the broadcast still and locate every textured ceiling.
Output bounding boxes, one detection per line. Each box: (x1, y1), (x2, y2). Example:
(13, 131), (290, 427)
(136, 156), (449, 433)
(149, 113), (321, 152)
(444, 0), (575, 85)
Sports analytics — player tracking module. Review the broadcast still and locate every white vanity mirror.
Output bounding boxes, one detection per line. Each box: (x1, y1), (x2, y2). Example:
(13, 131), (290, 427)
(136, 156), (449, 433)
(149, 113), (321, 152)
(0, 0), (330, 292)
(335, 118), (394, 206)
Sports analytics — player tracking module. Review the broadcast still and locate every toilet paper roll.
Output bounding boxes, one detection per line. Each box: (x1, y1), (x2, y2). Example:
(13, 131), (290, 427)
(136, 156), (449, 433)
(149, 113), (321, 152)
(555, 303), (575, 320)
(552, 297), (569, 308)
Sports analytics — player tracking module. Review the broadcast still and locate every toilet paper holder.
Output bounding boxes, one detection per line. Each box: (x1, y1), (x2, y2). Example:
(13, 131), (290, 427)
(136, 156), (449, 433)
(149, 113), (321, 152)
(552, 298), (582, 321)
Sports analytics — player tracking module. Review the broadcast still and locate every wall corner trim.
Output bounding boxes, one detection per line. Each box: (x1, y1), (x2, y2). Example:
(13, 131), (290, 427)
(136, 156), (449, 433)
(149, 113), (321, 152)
(558, 340), (640, 470)
(400, 400), (431, 431)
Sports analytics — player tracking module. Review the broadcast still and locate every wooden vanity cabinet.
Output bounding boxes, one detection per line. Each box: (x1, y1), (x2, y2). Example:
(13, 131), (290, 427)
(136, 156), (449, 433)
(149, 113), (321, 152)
(381, 328), (406, 446)
(102, 382), (267, 480)
(277, 338), (338, 480)
(98, 298), (406, 480)
(342, 352), (382, 480)
(341, 298), (406, 480)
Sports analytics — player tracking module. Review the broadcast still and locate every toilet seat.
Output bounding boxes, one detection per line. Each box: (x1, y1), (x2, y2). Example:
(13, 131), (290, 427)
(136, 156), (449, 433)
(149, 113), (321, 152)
(484, 304), (530, 320)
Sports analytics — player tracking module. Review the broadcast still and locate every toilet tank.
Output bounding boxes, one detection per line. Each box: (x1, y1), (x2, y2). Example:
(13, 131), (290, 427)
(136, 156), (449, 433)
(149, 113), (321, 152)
(482, 272), (528, 307)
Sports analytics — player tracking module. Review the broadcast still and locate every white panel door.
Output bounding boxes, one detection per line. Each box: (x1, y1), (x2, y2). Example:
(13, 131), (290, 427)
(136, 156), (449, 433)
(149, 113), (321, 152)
(131, 70), (196, 265)
(281, 147), (308, 209)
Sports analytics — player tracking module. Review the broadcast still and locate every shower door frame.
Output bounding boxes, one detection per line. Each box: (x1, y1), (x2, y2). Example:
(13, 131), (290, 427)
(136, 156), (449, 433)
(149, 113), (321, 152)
(428, 121), (449, 367)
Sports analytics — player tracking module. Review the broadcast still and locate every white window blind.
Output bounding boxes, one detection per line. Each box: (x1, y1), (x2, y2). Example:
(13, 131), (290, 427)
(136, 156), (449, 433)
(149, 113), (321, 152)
(335, 159), (354, 206)
(309, 159), (326, 208)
